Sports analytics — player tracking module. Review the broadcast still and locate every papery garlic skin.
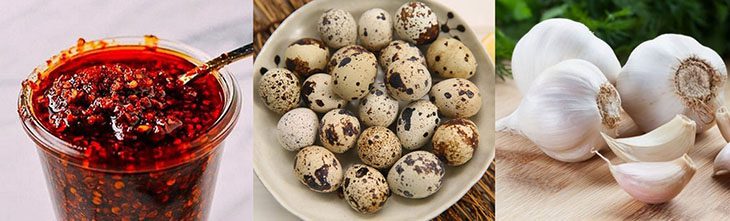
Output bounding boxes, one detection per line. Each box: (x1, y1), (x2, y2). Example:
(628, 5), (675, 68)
(617, 34), (727, 133)
(602, 114), (696, 162)
(597, 152), (696, 204)
(511, 18), (621, 94)
(713, 143), (730, 176)
(497, 59), (621, 162)
(716, 106), (730, 142)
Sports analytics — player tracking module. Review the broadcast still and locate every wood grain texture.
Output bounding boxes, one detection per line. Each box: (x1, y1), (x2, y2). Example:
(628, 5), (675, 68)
(253, 0), (313, 58)
(435, 161), (495, 221)
(496, 74), (730, 220)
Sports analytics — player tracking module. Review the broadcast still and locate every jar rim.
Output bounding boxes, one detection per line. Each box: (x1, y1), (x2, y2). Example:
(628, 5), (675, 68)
(18, 36), (241, 173)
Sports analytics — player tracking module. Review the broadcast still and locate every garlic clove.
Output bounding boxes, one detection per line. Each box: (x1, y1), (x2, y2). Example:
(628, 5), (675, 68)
(596, 151), (696, 204)
(716, 106), (730, 142)
(511, 18), (621, 94)
(617, 34), (727, 134)
(601, 114), (696, 162)
(497, 59), (621, 162)
(713, 143), (730, 176)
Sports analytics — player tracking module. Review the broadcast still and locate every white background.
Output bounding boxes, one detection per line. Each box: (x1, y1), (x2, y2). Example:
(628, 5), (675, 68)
(0, 1), (253, 220)
(253, 0), (495, 219)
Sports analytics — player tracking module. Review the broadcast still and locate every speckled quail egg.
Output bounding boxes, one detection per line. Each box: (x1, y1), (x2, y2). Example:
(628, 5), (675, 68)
(357, 126), (401, 169)
(358, 83), (399, 127)
(427, 38), (477, 79)
(258, 68), (300, 114)
(301, 73), (348, 113)
(318, 9), (357, 49)
(284, 38), (329, 78)
(294, 146), (343, 193)
(277, 108), (319, 151)
(326, 44), (370, 73)
(394, 2), (440, 45)
(429, 78), (482, 118)
(385, 60), (432, 101)
(379, 40), (426, 71)
(358, 8), (392, 52)
(387, 151), (445, 199)
(397, 100), (440, 150)
(319, 109), (361, 153)
(342, 164), (390, 214)
(330, 47), (377, 100)
(432, 118), (479, 166)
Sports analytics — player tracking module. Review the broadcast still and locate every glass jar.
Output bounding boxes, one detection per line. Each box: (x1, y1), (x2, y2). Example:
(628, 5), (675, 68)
(18, 36), (241, 220)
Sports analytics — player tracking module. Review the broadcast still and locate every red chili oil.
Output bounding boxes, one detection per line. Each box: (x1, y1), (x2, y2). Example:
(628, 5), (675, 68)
(27, 44), (225, 220)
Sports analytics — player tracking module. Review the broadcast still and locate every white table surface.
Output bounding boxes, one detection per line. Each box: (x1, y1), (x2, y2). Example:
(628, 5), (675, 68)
(0, 1), (253, 220)
(253, 0), (495, 220)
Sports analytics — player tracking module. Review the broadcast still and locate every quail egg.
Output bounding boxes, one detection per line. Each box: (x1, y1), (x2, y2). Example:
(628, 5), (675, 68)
(342, 164), (390, 214)
(394, 2), (439, 45)
(385, 60), (432, 101)
(277, 108), (319, 151)
(294, 145), (343, 193)
(327, 44), (370, 73)
(358, 8), (392, 52)
(397, 100), (440, 150)
(330, 47), (377, 100)
(429, 78), (482, 118)
(284, 38), (329, 78)
(301, 73), (348, 113)
(379, 40), (426, 71)
(357, 126), (401, 169)
(319, 109), (361, 153)
(258, 68), (300, 114)
(358, 83), (399, 127)
(387, 151), (445, 199)
(427, 38), (477, 79)
(318, 9), (357, 49)
(432, 118), (479, 166)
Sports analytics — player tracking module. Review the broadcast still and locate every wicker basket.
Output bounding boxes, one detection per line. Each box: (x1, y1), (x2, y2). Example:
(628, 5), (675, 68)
(253, 1), (495, 220)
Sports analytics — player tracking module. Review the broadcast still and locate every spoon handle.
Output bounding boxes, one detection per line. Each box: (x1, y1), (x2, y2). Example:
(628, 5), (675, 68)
(179, 43), (255, 84)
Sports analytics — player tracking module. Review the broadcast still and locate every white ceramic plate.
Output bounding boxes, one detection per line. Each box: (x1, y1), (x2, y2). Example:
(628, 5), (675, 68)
(253, 0), (495, 220)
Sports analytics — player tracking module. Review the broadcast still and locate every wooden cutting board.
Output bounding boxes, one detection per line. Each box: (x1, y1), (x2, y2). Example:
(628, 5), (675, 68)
(495, 77), (730, 220)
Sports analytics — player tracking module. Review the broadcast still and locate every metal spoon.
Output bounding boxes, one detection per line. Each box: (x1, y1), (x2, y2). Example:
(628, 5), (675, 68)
(178, 43), (255, 84)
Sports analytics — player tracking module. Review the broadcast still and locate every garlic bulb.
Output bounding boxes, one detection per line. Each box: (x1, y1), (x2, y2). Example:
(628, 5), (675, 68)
(617, 34), (727, 133)
(511, 18), (621, 94)
(601, 114), (695, 162)
(595, 151), (696, 204)
(716, 106), (730, 142)
(496, 59), (621, 162)
(714, 142), (730, 176)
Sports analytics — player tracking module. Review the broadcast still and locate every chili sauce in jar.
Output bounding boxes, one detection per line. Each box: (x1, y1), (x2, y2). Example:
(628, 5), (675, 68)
(18, 36), (241, 221)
